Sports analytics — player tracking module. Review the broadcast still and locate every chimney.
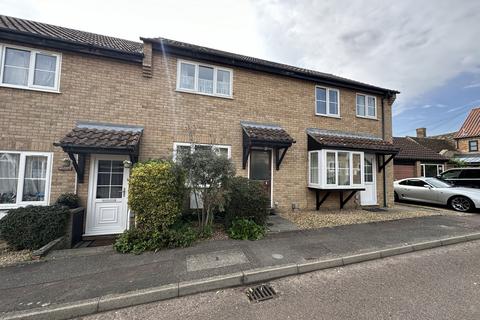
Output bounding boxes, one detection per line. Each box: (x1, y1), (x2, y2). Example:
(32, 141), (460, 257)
(416, 128), (427, 138)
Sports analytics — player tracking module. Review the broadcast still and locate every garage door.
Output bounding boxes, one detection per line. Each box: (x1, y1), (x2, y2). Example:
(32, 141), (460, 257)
(394, 164), (415, 181)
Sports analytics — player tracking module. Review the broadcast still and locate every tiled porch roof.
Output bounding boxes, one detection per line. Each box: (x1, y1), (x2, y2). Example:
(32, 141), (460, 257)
(56, 122), (143, 151)
(307, 129), (398, 153)
(241, 121), (295, 145)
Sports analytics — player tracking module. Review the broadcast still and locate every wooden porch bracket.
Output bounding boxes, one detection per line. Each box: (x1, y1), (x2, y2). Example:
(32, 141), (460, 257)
(275, 147), (289, 170)
(315, 190), (331, 210)
(378, 154), (395, 173)
(68, 153), (86, 183)
(339, 190), (359, 209)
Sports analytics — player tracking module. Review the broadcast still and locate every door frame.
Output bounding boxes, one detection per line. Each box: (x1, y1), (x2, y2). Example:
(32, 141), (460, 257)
(247, 148), (274, 208)
(361, 153), (377, 206)
(85, 154), (130, 236)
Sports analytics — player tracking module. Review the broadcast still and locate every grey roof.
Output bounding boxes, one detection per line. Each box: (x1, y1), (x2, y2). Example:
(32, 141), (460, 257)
(409, 137), (456, 153)
(393, 137), (448, 161)
(0, 15), (143, 56)
(143, 37), (399, 95)
(453, 153), (480, 164)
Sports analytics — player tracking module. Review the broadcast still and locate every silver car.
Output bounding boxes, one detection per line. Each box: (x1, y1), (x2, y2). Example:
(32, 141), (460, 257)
(394, 177), (480, 212)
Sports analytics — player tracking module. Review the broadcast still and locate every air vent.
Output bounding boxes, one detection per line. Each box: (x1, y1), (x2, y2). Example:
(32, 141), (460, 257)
(246, 284), (277, 302)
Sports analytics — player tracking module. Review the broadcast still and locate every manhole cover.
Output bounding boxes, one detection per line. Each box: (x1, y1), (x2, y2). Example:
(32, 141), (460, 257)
(246, 284), (277, 302)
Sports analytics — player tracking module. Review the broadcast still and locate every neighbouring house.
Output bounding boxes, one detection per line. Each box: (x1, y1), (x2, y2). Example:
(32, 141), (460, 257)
(393, 132), (449, 180)
(0, 15), (399, 236)
(453, 107), (480, 166)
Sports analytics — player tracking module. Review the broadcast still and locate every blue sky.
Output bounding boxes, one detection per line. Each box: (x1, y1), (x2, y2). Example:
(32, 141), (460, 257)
(1, 0), (480, 137)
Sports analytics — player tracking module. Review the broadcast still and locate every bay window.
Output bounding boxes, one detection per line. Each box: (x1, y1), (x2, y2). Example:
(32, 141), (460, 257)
(309, 150), (364, 188)
(177, 59), (232, 97)
(356, 94), (376, 118)
(315, 86), (340, 117)
(0, 151), (52, 208)
(0, 44), (61, 91)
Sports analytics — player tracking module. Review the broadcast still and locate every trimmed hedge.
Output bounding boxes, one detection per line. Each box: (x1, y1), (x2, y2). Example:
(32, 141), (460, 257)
(225, 177), (269, 227)
(0, 205), (69, 250)
(55, 193), (80, 209)
(128, 160), (186, 232)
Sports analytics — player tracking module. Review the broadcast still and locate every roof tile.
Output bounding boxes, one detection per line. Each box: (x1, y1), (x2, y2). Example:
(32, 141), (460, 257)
(393, 137), (448, 161)
(454, 107), (480, 139)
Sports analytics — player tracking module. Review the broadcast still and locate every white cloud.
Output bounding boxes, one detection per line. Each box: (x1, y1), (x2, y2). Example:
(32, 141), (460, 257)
(252, 0), (480, 115)
(464, 83), (480, 89)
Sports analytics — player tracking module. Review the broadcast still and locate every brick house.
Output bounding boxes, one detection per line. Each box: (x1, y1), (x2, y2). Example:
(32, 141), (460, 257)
(453, 107), (480, 166)
(0, 15), (399, 236)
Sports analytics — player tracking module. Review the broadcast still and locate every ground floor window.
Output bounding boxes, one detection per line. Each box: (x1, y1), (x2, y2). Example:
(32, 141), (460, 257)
(173, 142), (231, 161)
(309, 149), (364, 188)
(0, 151), (52, 208)
(421, 164), (444, 177)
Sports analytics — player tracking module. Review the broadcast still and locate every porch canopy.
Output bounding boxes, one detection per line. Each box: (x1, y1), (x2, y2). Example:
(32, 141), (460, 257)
(306, 128), (399, 209)
(54, 122), (143, 183)
(241, 121), (295, 170)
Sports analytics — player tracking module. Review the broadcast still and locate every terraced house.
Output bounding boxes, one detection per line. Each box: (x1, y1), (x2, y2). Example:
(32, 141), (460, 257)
(0, 15), (399, 236)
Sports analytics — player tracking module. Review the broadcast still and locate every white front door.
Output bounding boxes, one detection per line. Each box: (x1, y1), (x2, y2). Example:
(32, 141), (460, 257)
(361, 154), (377, 205)
(85, 155), (129, 236)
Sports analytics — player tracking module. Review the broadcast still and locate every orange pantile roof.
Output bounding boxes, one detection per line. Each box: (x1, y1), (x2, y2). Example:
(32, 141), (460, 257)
(455, 107), (480, 139)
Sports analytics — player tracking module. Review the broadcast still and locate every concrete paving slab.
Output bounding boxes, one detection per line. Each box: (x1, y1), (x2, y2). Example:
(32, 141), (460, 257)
(186, 249), (248, 272)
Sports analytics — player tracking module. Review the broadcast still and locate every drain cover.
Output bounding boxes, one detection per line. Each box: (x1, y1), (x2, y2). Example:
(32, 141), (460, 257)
(246, 284), (277, 302)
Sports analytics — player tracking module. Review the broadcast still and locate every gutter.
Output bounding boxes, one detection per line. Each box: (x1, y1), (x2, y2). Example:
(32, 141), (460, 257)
(382, 96), (387, 207)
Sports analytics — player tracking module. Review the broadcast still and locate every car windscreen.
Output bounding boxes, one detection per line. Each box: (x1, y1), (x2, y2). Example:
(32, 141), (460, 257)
(425, 178), (452, 188)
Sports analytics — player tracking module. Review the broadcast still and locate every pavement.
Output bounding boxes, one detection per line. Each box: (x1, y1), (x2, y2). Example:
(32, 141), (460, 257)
(80, 240), (480, 320)
(1, 214), (480, 319)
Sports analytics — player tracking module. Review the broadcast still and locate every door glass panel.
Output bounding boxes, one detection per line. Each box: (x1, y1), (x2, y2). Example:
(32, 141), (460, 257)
(0, 153), (20, 204)
(22, 156), (47, 201)
(96, 160), (124, 199)
(326, 152), (336, 184)
(352, 153), (361, 184)
(250, 150), (271, 181)
(364, 156), (373, 182)
(338, 152), (350, 186)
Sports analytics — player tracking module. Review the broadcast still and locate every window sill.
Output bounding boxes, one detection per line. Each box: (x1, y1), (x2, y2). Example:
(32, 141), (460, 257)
(356, 115), (378, 121)
(308, 184), (365, 190)
(315, 114), (341, 119)
(0, 83), (60, 94)
(175, 88), (233, 100)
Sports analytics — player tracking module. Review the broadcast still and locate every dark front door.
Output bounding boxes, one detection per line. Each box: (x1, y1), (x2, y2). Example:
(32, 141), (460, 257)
(249, 149), (272, 206)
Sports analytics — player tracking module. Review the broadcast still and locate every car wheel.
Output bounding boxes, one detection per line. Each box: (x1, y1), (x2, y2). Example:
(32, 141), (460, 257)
(449, 196), (474, 212)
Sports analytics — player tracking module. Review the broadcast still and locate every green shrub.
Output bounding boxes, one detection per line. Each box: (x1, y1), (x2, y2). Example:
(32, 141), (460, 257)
(128, 160), (186, 232)
(225, 177), (269, 228)
(227, 218), (266, 240)
(55, 193), (80, 208)
(0, 205), (69, 250)
(114, 222), (198, 254)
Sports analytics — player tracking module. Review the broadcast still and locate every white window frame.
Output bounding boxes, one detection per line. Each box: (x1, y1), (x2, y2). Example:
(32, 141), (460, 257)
(0, 151), (53, 210)
(315, 86), (340, 118)
(176, 59), (233, 98)
(356, 93), (377, 119)
(420, 164), (444, 177)
(0, 43), (61, 93)
(173, 142), (232, 161)
(468, 140), (478, 152)
(308, 149), (364, 189)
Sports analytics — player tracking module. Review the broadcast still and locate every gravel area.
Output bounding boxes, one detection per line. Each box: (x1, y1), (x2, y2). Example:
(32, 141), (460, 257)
(0, 245), (32, 267)
(279, 204), (464, 230)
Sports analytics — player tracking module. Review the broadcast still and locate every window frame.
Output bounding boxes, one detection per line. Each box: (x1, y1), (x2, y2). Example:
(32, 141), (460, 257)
(356, 93), (377, 119)
(0, 151), (53, 210)
(172, 142), (232, 161)
(420, 163), (444, 177)
(176, 59), (233, 98)
(315, 86), (341, 118)
(0, 43), (61, 93)
(468, 140), (478, 152)
(308, 149), (364, 189)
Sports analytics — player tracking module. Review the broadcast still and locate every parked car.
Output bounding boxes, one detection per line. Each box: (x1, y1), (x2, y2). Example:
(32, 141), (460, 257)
(437, 168), (480, 188)
(394, 177), (480, 212)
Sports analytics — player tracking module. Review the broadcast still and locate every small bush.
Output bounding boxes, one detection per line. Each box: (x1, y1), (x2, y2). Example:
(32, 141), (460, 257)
(114, 222), (198, 254)
(227, 218), (266, 240)
(129, 160), (186, 232)
(55, 193), (80, 209)
(225, 177), (269, 228)
(0, 205), (69, 250)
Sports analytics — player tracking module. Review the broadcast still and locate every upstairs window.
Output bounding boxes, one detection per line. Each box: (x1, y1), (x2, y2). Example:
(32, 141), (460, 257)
(0, 44), (61, 92)
(177, 60), (232, 98)
(356, 94), (376, 118)
(315, 86), (340, 117)
(468, 140), (478, 152)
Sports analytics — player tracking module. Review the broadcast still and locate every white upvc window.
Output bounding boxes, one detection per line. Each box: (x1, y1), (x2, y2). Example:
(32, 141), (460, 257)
(0, 151), (53, 209)
(315, 86), (340, 117)
(173, 142), (231, 161)
(308, 149), (364, 189)
(0, 43), (61, 92)
(356, 94), (377, 119)
(176, 59), (233, 98)
(421, 164), (444, 177)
